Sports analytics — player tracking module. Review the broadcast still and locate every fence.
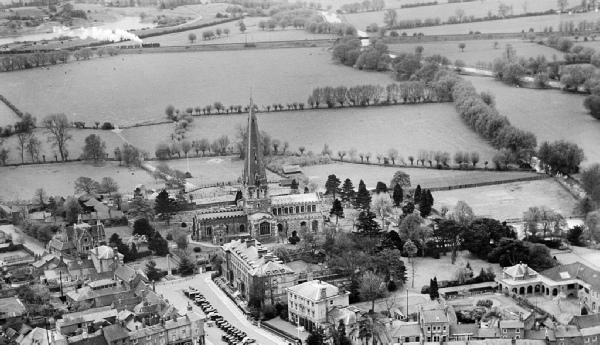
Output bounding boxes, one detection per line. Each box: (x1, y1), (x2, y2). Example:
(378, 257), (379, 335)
(155, 275), (195, 286)
(260, 322), (301, 344)
(426, 174), (550, 192)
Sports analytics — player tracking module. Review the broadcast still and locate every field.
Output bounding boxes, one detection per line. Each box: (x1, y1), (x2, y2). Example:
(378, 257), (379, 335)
(463, 75), (600, 167)
(121, 103), (499, 161)
(345, 11), (600, 36)
(389, 39), (562, 65)
(0, 102), (19, 128)
(0, 127), (124, 165)
(0, 47), (392, 126)
(0, 160), (167, 201)
(301, 162), (540, 189)
(433, 179), (577, 221)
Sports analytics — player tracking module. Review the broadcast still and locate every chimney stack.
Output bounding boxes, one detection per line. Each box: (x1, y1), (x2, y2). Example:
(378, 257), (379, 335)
(320, 287), (327, 300)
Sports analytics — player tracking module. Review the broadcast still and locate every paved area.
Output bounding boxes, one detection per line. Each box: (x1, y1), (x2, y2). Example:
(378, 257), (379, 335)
(552, 246), (600, 271)
(156, 273), (289, 345)
(0, 224), (46, 255)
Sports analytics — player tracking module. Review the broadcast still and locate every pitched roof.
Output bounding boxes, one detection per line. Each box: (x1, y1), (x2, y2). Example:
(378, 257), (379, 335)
(477, 328), (501, 338)
(541, 262), (600, 292)
(68, 332), (108, 345)
(450, 324), (479, 336)
(49, 239), (75, 251)
(19, 328), (66, 345)
(102, 324), (129, 344)
(422, 310), (448, 323)
(570, 314), (600, 329)
(60, 307), (117, 327)
(499, 320), (524, 329)
(282, 165), (302, 174)
(114, 265), (140, 282)
(194, 194), (237, 206)
(287, 280), (341, 301)
(555, 325), (582, 338)
(128, 324), (165, 340)
(394, 324), (421, 337)
(0, 297), (26, 317)
(270, 193), (320, 206)
(524, 330), (556, 341)
(503, 263), (538, 278)
(248, 260), (294, 277)
(90, 246), (121, 260)
(67, 285), (128, 302)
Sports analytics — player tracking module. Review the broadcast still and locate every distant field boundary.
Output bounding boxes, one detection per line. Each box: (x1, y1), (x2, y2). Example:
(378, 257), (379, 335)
(426, 174), (550, 192)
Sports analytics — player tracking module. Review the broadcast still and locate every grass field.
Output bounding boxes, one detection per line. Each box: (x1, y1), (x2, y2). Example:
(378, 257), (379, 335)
(433, 179), (577, 221)
(0, 102), (19, 128)
(0, 128), (124, 165)
(121, 103), (499, 161)
(345, 11), (600, 36)
(389, 39), (562, 65)
(463, 75), (600, 166)
(0, 47), (392, 127)
(0, 160), (165, 201)
(301, 162), (540, 189)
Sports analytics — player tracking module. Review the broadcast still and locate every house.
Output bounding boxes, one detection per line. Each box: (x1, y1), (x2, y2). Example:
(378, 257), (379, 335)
(67, 330), (108, 345)
(450, 324), (479, 341)
(391, 323), (421, 344)
(0, 297), (26, 324)
(287, 280), (350, 333)
(81, 198), (124, 222)
(49, 221), (107, 257)
(570, 314), (600, 345)
(220, 238), (296, 304)
(102, 324), (130, 345)
(56, 306), (118, 335)
(164, 312), (205, 345)
(114, 265), (148, 290)
(18, 328), (67, 345)
(127, 324), (166, 345)
(524, 329), (557, 345)
(282, 165), (302, 175)
(90, 246), (123, 273)
(499, 320), (525, 339)
(555, 325), (582, 345)
(49, 239), (77, 256)
(419, 298), (457, 343)
(0, 205), (12, 223)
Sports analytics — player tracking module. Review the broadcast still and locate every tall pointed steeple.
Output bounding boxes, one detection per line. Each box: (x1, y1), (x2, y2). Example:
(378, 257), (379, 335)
(243, 98), (267, 197)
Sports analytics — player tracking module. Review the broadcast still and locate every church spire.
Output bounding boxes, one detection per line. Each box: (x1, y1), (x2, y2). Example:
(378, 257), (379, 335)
(243, 97), (267, 192)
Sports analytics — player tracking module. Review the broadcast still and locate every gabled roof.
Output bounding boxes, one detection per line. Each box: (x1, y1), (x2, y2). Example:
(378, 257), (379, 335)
(393, 324), (421, 338)
(541, 262), (600, 291)
(128, 324), (165, 340)
(524, 329), (556, 341)
(69, 332), (108, 345)
(499, 320), (524, 329)
(422, 309), (448, 323)
(450, 324), (478, 336)
(282, 165), (302, 174)
(19, 328), (66, 345)
(60, 306), (117, 327)
(570, 313), (600, 329)
(90, 246), (121, 260)
(248, 260), (294, 277)
(270, 193), (319, 206)
(555, 325), (582, 338)
(477, 328), (501, 338)
(67, 285), (128, 302)
(0, 297), (26, 317)
(503, 263), (538, 278)
(70, 259), (95, 270)
(102, 324), (129, 344)
(49, 239), (75, 251)
(287, 280), (341, 301)
(114, 265), (146, 283)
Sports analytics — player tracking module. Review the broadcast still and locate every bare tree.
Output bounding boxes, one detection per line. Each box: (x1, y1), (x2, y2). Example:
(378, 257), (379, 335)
(15, 131), (32, 163)
(42, 113), (72, 161)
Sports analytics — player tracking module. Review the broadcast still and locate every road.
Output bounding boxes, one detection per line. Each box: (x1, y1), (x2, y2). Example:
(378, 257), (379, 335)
(156, 273), (289, 345)
(0, 224), (47, 255)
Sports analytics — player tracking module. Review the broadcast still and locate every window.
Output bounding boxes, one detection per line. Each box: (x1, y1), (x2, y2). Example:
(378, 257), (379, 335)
(160, 332), (164, 336)
(516, 329), (520, 333)
(206, 227), (212, 236)
(133, 340), (138, 345)
(593, 337), (598, 342)
(260, 222), (271, 235)
(182, 330), (186, 337)
(503, 329), (507, 333)
(330, 300), (333, 305)
(443, 326), (446, 331)
(515, 336), (520, 340)
(405, 338), (410, 343)
(301, 206), (305, 213)
(146, 336), (151, 341)
(427, 327), (431, 332)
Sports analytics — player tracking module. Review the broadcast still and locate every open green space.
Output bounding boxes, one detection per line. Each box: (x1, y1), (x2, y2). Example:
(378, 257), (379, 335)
(0, 102), (19, 128)
(0, 47), (391, 127)
(433, 179), (577, 221)
(463, 75), (600, 166)
(301, 162), (540, 190)
(121, 103), (499, 161)
(0, 160), (164, 201)
(389, 39), (562, 66)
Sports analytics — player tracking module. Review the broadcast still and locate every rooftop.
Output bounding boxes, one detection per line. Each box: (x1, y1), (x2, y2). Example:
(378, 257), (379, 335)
(287, 280), (342, 301)
(270, 193), (320, 206)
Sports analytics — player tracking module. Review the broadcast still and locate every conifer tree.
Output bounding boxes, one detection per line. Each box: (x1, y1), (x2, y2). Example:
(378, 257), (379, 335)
(154, 189), (175, 224)
(419, 190), (432, 218)
(429, 276), (439, 300)
(325, 174), (341, 199)
(178, 257), (196, 276)
(357, 210), (380, 236)
(341, 178), (355, 203)
(426, 189), (434, 207)
(290, 179), (299, 194)
(330, 199), (345, 225)
(393, 184), (403, 206)
(354, 180), (372, 210)
(414, 185), (422, 204)
(145, 259), (162, 282)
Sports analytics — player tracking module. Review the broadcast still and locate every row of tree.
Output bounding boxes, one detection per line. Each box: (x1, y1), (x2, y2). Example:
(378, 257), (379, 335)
(338, 0), (385, 13)
(0, 47), (119, 72)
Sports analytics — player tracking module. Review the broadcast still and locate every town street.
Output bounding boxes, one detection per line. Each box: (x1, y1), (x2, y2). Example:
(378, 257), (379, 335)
(0, 224), (46, 255)
(156, 272), (289, 345)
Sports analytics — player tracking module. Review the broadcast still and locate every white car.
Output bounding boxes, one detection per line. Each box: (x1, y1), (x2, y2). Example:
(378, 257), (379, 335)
(241, 338), (256, 344)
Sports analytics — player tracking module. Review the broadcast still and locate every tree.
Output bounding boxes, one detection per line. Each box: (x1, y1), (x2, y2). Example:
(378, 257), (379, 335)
(188, 33), (197, 43)
(451, 201), (475, 226)
(16, 131), (32, 163)
(459, 43), (466, 52)
(341, 178), (355, 203)
(129, 196), (154, 220)
(306, 327), (326, 345)
(354, 180), (372, 210)
(145, 259), (162, 282)
(585, 211), (600, 242)
(41, 113), (72, 161)
(528, 243), (558, 271)
(98, 177), (119, 196)
(133, 218), (155, 238)
(371, 193), (393, 230)
(403, 240), (418, 288)
(435, 219), (465, 264)
(26, 136), (42, 163)
(392, 184), (403, 206)
(581, 164), (600, 205)
(462, 218), (515, 258)
(498, 2), (511, 17)
(455, 8), (466, 22)
(414, 185), (422, 204)
(155, 189), (176, 224)
(387, 148), (399, 164)
(383, 9), (398, 28)
(178, 256), (196, 276)
(487, 238), (530, 267)
(356, 210), (381, 236)
(74, 177), (100, 194)
(429, 277), (439, 300)
(238, 20), (246, 33)
(359, 271), (387, 311)
(419, 190), (432, 218)
(290, 179), (299, 194)
(64, 197), (82, 224)
(390, 170), (411, 190)
(34, 188), (47, 209)
(558, 0), (569, 11)
(224, 28), (230, 36)
(399, 213), (423, 241)
(454, 261), (474, 284)
(81, 134), (106, 162)
(325, 174), (341, 199)
(372, 248), (406, 284)
(330, 199), (344, 226)
(567, 225), (584, 246)
(537, 140), (585, 175)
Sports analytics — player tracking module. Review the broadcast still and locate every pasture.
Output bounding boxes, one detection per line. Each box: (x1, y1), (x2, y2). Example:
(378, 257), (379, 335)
(301, 162), (540, 190)
(0, 160), (164, 201)
(463, 75), (600, 166)
(0, 102), (19, 128)
(345, 11), (600, 36)
(389, 39), (562, 65)
(0, 47), (392, 127)
(433, 179), (577, 221)
(121, 103), (499, 162)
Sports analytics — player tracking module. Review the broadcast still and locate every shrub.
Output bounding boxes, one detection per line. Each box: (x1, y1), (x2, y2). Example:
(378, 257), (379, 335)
(584, 95), (600, 119)
(102, 122), (114, 130)
(193, 247), (202, 253)
(288, 236), (300, 244)
(261, 305), (277, 320)
(166, 233), (174, 240)
(476, 299), (494, 308)
(431, 249), (440, 259)
(421, 285), (430, 294)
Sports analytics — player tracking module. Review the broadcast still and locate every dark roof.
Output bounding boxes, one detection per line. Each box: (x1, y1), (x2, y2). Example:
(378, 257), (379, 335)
(570, 314), (600, 329)
(102, 324), (129, 344)
(69, 332), (108, 345)
(525, 330), (556, 341)
(49, 239), (75, 251)
(89, 271), (115, 282)
(541, 262), (600, 291)
(70, 260), (95, 270)
(555, 325), (582, 338)
(477, 328), (501, 338)
(450, 324), (478, 336)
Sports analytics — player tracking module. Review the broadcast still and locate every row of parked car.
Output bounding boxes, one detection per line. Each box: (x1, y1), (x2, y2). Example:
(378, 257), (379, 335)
(183, 287), (256, 345)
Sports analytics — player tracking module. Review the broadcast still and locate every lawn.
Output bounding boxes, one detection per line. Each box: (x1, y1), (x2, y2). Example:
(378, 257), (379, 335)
(0, 127), (124, 165)
(344, 10), (600, 36)
(0, 47), (392, 127)
(301, 162), (541, 190)
(0, 160), (165, 201)
(463, 75), (600, 167)
(121, 103), (499, 161)
(432, 179), (577, 221)
(389, 38), (562, 66)
(0, 101), (19, 128)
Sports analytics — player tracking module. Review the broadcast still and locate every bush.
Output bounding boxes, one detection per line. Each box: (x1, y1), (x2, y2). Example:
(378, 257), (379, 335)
(584, 95), (600, 119)
(193, 247), (202, 253)
(431, 249), (440, 259)
(421, 285), (430, 294)
(387, 280), (397, 291)
(136, 250), (153, 259)
(476, 299), (494, 308)
(166, 233), (174, 240)
(261, 305), (277, 320)
(102, 122), (114, 130)
(288, 236), (300, 244)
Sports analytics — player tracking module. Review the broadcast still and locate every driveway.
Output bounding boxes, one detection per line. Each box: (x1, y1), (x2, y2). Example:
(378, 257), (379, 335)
(0, 224), (46, 255)
(155, 273), (289, 345)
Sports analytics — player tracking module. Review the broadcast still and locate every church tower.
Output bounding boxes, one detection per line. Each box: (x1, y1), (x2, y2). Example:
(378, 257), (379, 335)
(242, 99), (269, 211)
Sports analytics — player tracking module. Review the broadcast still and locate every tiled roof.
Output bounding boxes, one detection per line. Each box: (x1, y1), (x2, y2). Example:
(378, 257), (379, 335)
(541, 262), (600, 292)
(69, 332), (108, 345)
(114, 265), (138, 282)
(90, 246), (121, 260)
(287, 280), (341, 301)
(503, 263), (538, 278)
(61, 306), (116, 326)
(524, 330), (556, 341)
(88, 279), (116, 288)
(270, 193), (319, 206)
(570, 314), (600, 329)
(394, 324), (421, 337)
(20, 329), (66, 345)
(478, 328), (501, 338)
(499, 320), (524, 329)
(555, 325), (582, 338)
(0, 297), (26, 317)
(128, 324), (165, 340)
(49, 239), (75, 251)
(450, 324), (478, 336)
(102, 324), (129, 343)
(194, 195), (237, 206)
(248, 260), (294, 277)
(422, 310), (448, 323)
(164, 315), (192, 330)
(67, 285), (128, 302)
(580, 326), (600, 337)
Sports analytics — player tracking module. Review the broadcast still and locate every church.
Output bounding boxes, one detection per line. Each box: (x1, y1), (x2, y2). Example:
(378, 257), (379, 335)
(189, 101), (325, 244)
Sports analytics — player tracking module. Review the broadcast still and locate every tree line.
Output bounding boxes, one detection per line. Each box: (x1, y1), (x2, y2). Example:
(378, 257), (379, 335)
(0, 46), (120, 73)
(259, 8), (356, 36)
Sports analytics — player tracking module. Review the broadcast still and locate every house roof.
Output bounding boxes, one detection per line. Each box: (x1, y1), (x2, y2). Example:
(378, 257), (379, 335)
(67, 285), (128, 302)
(194, 195), (237, 206)
(287, 280), (342, 301)
(477, 328), (501, 338)
(524, 330), (556, 341)
(504, 263), (538, 278)
(248, 260), (294, 277)
(49, 239), (75, 251)
(60, 307), (117, 327)
(114, 265), (147, 283)
(68, 332), (108, 345)
(499, 320), (525, 329)
(580, 326), (600, 337)
(102, 324), (129, 344)
(394, 324), (421, 337)
(88, 279), (117, 288)
(541, 262), (600, 292)
(422, 310), (448, 324)
(69, 259), (95, 270)
(90, 246), (121, 260)
(20, 329), (66, 345)
(450, 324), (479, 336)
(570, 314), (600, 329)
(270, 193), (319, 206)
(555, 325), (582, 338)
(0, 297), (26, 318)
(128, 324), (165, 340)
(282, 165), (302, 174)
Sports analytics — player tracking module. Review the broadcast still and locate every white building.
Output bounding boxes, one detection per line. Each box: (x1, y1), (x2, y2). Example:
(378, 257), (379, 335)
(287, 280), (350, 333)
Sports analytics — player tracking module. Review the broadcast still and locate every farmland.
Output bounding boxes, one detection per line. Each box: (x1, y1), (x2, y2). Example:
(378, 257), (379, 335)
(121, 103), (499, 162)
(463, 75), (600, 166)
(389, 39), (562, 65)
(0, 47), (392, 127)
(301, 162), (541, 190)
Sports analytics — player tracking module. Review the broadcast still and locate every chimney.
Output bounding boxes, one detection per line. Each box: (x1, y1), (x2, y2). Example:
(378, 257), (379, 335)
(246, 239), (256, 248)
(136, 326), (138, 330)
(320, 287), (327, 300)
